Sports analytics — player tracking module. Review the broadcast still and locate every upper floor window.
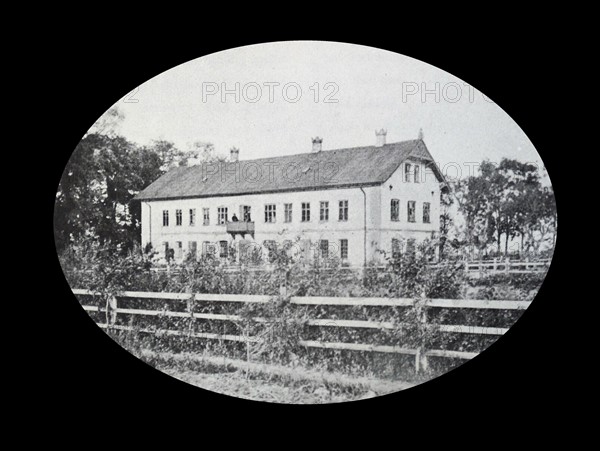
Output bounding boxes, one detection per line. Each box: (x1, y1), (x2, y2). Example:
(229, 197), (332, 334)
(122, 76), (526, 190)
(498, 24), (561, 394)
(320, 201), (329, 221)
(162, 210), (169, 227)
(391, 199), (400, 222)
(301, 202), (310, 222)
(414, 165), (420, 183)
(240, 205), (251, 222)
(189, 208), (196, 226)
(284, 203), (292, 223)
(176, 209), (182, 226)
(217, 207), (228, 225)
(265, 204), (276, 223)
(423, 202), (431, 223)
(405, 163), (412, 182)
(407, 201), (416, 223)
(203, 208), (210, 225)
(339, 200), (348, 221)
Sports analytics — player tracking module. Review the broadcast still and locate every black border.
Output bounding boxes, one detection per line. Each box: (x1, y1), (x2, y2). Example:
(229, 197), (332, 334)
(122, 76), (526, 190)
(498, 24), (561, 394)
(42, 33), (566, 430)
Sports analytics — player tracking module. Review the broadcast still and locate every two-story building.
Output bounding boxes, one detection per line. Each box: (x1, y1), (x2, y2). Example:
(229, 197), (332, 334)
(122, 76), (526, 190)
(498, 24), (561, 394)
(134, 130), (447, 266)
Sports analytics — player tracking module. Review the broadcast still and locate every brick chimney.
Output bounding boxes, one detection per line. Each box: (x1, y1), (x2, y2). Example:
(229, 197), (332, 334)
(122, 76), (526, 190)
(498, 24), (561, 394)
(375, 129), (387, 147)
(230, 147), (239, 162)
(312, 137), (323, 152)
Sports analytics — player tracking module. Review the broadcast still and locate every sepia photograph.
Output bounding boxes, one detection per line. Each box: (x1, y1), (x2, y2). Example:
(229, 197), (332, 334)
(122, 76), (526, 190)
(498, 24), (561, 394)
(54, 41), (557, 404)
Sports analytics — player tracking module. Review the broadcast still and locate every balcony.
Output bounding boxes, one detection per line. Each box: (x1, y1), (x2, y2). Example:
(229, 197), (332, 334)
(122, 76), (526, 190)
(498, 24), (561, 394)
(226, 221), (255, 239)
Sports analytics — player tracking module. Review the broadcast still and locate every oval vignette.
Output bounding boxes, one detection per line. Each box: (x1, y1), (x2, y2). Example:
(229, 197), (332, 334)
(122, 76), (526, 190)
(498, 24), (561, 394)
(55, 41), (556, 404)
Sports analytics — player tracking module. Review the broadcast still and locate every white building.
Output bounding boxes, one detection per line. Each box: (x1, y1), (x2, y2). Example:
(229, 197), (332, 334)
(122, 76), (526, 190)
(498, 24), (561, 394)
(134, 130), (447, 266)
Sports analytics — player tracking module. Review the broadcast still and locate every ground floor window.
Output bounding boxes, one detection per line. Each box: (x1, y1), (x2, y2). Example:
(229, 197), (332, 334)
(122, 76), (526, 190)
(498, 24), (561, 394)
(340, 239), (348, 260)
(188, 241), (197, 259)
(202, 241), (215, 257)
(219, 241), (228, 258)
(175, 241), (183, 259)
(320, 239), (329, 258)
(392, 238), (401, 259)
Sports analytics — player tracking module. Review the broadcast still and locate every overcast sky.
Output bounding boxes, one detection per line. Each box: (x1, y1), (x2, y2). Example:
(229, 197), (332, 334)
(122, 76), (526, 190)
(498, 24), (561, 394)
(106, 41), (546, 182)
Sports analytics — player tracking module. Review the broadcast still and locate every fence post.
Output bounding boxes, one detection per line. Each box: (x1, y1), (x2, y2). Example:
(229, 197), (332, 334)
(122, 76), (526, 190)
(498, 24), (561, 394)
(505, 257), (510, 274)
(493, 258), (497, 273)
(106, 294), (117, 326)
(415, 298), (429, 374)
(525, 256), (529, 270)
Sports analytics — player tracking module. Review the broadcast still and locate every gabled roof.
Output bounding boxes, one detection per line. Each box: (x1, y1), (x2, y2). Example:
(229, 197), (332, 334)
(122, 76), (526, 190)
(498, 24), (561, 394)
(134, 139), (445, 201)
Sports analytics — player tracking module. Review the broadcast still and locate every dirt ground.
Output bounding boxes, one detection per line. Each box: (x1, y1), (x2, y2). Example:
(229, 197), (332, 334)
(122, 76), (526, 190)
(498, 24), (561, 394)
(144, 350), (415, 404)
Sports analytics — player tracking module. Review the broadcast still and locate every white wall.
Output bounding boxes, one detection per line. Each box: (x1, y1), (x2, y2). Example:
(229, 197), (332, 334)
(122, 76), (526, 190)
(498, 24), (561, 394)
(141, 185), (379, 266)
(140, 159), (442, 266)
(376, 158), (441, 260)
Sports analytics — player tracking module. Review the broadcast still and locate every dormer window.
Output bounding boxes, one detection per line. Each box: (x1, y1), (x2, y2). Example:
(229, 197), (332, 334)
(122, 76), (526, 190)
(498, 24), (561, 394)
(414, 165), (420, 183)
(405, 163), (412, 182)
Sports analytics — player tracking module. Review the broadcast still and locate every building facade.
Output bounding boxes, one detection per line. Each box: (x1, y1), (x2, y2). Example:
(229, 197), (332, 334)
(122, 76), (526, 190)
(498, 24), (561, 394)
(135, 131), (446, 266)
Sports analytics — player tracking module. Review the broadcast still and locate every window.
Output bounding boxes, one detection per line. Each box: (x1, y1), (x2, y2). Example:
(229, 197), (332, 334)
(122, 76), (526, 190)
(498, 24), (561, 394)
(301, 202), (310, 222)
(265, 204), (276, 223)
(176, 209), (182, 226)
(414, 165), (420, 183)
(392, 238), (401, 259)
(405, 163), (412, 182)
(175, 241), (183, 259)
(284, 203), (292, 223)
(320, 201), (329, 221)
(391, 199), (400, 221)
(423, 202), (431, 223)
(340, 239), (348, 260)
(162, 210), (169, 227)
(162, 242), (169, 259)
(339, 200), (348, 221)
(240, 205), (251, 221)
(202, 241), (215, 257)
(188, 241), (197, 259)
(219, 241), (228, 258)
(203, 208), (210, 225)
(407, 201), (416, 222)
(189, 208), (196, 226)
(320, 239), (329, 258)
(406, 238), (416, 256)
(217, 207), (228, 225)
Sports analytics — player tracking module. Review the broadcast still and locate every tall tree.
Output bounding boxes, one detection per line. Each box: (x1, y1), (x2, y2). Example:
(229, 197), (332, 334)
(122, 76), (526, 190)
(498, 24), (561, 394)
(454, 158), (555, 258)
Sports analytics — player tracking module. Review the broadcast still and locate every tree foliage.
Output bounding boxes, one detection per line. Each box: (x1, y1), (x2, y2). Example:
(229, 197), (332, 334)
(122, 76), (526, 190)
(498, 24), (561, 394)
(54, 109), (216, 253)
(453, 159), (556, 257)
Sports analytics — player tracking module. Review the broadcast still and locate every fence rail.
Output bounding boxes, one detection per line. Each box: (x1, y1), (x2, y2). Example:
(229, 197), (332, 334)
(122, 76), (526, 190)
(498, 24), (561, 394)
(72, 289), (529, 373)
(66, 258), (550, 278)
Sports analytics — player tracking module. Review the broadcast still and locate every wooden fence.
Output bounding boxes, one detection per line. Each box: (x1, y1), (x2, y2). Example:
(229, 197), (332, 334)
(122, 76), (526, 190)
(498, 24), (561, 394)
(144, 258), (550, 276)
(72, 289), (530, 373)
(460, 258), (551, 276)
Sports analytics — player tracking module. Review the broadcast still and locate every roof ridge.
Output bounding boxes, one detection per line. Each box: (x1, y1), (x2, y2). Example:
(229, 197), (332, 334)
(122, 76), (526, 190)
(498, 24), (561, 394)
(219, 139), (421, 164)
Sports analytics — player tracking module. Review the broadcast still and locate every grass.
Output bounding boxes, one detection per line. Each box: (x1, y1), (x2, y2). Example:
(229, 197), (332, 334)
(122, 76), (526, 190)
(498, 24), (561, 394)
(140, 349), (415, 404)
